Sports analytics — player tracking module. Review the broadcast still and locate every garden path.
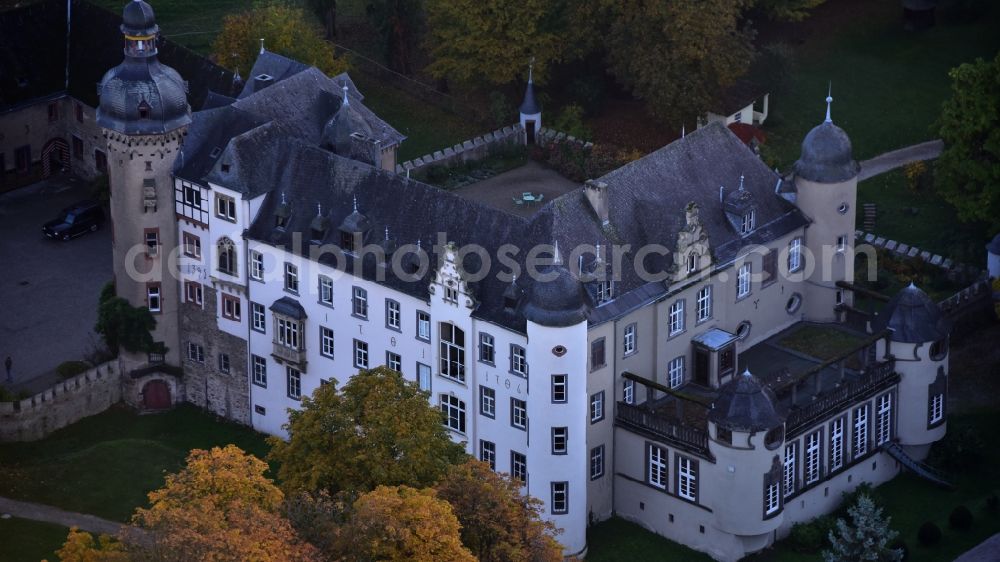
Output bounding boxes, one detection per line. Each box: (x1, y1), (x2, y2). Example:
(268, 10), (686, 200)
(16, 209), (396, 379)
(0, 496), (142, 542)
(858, 139), (944, 181)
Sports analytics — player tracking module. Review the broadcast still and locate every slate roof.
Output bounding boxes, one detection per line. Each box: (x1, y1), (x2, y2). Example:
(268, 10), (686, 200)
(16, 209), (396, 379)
(793, 121), (860, 183)
(871, 283), (951, 344)
(519, 80), (540, 115)
(0, 0), (240, 112)
(708, 370), (785, 432)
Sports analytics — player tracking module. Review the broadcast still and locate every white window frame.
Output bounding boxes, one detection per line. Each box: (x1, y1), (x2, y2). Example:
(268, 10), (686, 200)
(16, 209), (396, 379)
(439, 323), (466, 382)
(416, 311), (431, 341)
(789, 238), (803, 272)
(385, 299), (400, 329)
(836, 234), (847, 252)
(696, 286), (712, 322)
(284, 262), (299, 293)
(668, 356), (685, 389)
(147, 285), (161, 312)
(677, 456), (697, 501)
(511, 452), (527, 481)
(320, 326), (335, 358)
(352, 287), (368, 318)
(386, 351), (401, 372)
(930, 393), (944, 424)
(597, 280), (613, 303)
(623, 378), (634, 405)
(877, 393), (892, 446)
(590, 391), (605, 423)
(478, 332), (495, 364)
(480, 440), (496, 470)
(551, 482), (568, 514)
(511, 397), (527, 430)
(354, 339), (369, 369)
(286, 366), (301, 400)
(741, 209), (755, 234)
(276, 316), (300, 350)
(215, 193), (237, 222)
(669, 300), (685, 335)
(440, 394), (466, 434)
(319, 276), (334, 306)
(416, 362), (431, 392)
(648, 444), (668, 490)
(511, 345), (527, 377)
(765, 482), (780, 515)
(830, 418), (845, 471)
(551, 427), (568, 454)
(479, 385), (495, 418)
(805, 430), (821, 485)
(783, 442), (796, 498)
(249, 250), (263, 280)
(186, 342), (204, 363)
(623, 323), (637, 355)
(552, 374), (567, 403)
(737, 263), (751, 298)
(854, 404), (869, 457)
(251, 302), (266, 332)
(590, 445), (605, 480)
(251, 355), (267, 387)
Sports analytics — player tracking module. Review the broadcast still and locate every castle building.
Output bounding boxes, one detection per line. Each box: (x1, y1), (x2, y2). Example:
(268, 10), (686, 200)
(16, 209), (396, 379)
(3, 1), (952, 559)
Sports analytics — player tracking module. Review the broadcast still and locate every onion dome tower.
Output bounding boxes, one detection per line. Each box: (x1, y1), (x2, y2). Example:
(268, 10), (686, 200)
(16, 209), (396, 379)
(97, 0), (190, 366)
(872, 283), (951, 459)
(792, 86), (859, 321)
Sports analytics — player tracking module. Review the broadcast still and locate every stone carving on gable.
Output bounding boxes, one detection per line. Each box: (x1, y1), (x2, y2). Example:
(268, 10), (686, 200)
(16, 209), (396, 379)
(429, 241), (476, 309)
(670, 202), (711, 283)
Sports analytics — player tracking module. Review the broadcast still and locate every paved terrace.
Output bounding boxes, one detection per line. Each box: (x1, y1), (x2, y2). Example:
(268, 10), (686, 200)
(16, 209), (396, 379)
(450, 161), (581, 218)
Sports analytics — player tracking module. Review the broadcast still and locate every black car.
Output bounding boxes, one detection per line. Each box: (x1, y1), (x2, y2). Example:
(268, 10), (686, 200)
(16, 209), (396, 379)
(43, 200), (105, 240)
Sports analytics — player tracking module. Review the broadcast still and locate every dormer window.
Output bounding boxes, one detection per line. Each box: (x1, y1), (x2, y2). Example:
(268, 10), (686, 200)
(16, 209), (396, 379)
(597, 280), (613, 303)
(687, 253), (698, 273)
(340, 231), (354, 250)
(137, 100), (151, 120)
(741, 209), (755, 235)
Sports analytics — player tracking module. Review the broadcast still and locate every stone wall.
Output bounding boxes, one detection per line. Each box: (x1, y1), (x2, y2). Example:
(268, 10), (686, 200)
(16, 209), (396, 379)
(0, 361), (120, 442)
(395, 124), (524, 175)
(180, 285), (251, 425)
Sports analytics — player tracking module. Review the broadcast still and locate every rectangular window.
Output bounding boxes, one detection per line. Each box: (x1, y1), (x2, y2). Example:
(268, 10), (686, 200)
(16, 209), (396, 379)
(221, 294), (240, 321)
(510, 345), (527, 377)
(183, 233), (202, 259)
(439, 323), (466, 382)
(386, 351), (402, 372)
(783, 442), (797, 498)
(249, 251), (263, 280)
(762, 251), (777, 285)
(416, 311), (431, 341)
(836, 235), (847, 252)
(737, 263), (752, 298)
(186, 342), (204, 363)
(930, 394), (944, 424)
(316, 276), (333, 306)
(590, 445), (605, 480)
(479, 332), (495, 364)
(185, 281), (203, 305)
(48, 102), (58, 122)
(741, 209), (755, 234)
(551, 374), (567, 403)
(182, 184), (202, 209)
(252, 355), (267, 387)
(254, 405), (266, 415)
(286, 366), (301, 400)
(830, 418), (845, 471)
(75, 103), (83, 123)
(623, 378), (634, 404)
(511, 451), (527, 482)
(511, 398), (527, 430)
(551, 427), (568, 454)
(444, 285), (459, 303)
(668, 356), (685, 389)
(284, 263), (299, 293)
(320, 327), (335, 358)
(147, 284), (161, 312)
(677, 456), (697, 502)
(479, 385), (495, 418)
(416, 362), (431, 392)
(877, 393), (893, 446)
(648, 444), (668, 490)
(144, 229), (159, 257)
(276, 317), (300, 349)
(72, 135), (83, 159)
(551, 482), (568, 514)
(480, 440), (496, 470)
(696, 286), (712, 322)
(440, 394), (466, 433)
(385, 299), (400, 329)
(669, 300), (685, 335)
(215, 193), (237, 222)
(789, 238), (803, 272)
(765, 482), (781, 515)
(854, 404), (869, 457)
(251, 302), (266, 333)
(218, 353), (230, 374)
(590, 391), (605, 423)
(590, 338), (606, 371)
(623, 323), (637, 355)
(805, 430), (822, 485)
(353, 339), (369, 369)
(352, 287), (368, 318)
(597, 280), (613, 303)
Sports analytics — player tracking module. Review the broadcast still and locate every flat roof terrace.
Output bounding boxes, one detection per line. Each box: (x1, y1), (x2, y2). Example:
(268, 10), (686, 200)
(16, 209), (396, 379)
(450, 161), (581, 218)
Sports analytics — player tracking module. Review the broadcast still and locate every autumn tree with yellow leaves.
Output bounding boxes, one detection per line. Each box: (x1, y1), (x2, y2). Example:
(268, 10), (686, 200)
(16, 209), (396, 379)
(212, 0), (347, 78)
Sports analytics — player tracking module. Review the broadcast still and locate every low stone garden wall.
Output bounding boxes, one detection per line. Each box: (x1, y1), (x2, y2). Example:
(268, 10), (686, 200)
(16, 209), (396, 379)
(396, 124), (525, 175)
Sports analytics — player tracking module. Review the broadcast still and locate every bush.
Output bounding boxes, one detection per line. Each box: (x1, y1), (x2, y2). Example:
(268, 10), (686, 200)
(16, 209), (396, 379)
(917, 521), (942, 546)
(550, 104), (592, 140)
(928, 426), (985, 473)
(986, 494), (999, 513)
(889, 538), (909, 561)
(787, 516), (836, 553)
(949, 505), (974, 530)
(56, 360), (90, 379)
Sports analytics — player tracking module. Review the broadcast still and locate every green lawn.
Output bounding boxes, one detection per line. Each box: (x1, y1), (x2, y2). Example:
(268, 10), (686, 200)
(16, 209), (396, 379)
(0, 404), (271, 522)
(586, 517), (715, 562)
(776, 325), (866, 362)
(763, 2), (1000, 167)
(89, 0), (243, 54)
(0, 517), (68, 562)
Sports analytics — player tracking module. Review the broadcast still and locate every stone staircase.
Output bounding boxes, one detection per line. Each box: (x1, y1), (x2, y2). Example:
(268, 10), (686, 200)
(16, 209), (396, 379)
(862, 203), (877, 231)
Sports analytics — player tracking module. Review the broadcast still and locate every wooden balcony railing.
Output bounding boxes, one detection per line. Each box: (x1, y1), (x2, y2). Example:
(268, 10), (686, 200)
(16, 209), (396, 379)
(785, 359), (899, 437)
(616, 401), (710, 457)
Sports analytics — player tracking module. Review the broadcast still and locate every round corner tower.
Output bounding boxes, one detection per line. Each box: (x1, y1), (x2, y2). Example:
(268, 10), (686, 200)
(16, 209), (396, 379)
(521, 263), (590, 558)
(97, 0), (190, 366)
(792, 94), (859, 321)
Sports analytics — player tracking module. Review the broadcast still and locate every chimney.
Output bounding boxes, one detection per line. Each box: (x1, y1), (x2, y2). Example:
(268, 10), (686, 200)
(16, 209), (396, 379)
(254, 73), (274, 92)
(584, 180), (610, 225)
(685, 202), (700, 228)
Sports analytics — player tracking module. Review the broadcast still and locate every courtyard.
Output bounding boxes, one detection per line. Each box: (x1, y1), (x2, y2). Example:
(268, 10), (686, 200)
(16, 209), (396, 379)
(0, 176), (111, 395)
(450, 160), (582, 218)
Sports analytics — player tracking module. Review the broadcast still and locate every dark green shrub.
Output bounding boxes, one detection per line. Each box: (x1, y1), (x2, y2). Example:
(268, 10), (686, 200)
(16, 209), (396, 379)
(917, 521), (942, 546)
(787, 516), (836, 553)
(889, 538), (909, 561)
(56, 360), (90, 379)
(949, 505), (973, 530)
(928, 426), (985, 473)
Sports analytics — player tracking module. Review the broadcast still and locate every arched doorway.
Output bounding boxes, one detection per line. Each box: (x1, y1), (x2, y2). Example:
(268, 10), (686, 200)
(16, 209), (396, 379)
(41, 138), (69, 178)
(142, 379), (171, 410)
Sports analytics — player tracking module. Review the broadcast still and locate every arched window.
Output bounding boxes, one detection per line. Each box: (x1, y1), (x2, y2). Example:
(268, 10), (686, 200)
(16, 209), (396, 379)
(687, 252), (698, 273)
(218, 237), (236, 275)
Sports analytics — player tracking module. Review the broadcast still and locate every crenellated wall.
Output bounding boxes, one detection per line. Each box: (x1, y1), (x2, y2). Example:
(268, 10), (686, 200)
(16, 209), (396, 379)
(395, 123), (525, 175)
(0, 361), (121, 441)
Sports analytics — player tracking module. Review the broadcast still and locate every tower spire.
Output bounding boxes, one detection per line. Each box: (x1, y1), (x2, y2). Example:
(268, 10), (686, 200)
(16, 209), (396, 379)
(553, 240), (563, 265)
(260, 38), (265, 54)
(352, 195), (358, 213)
(528, 56), (534, 84)
(825, 82), (833, 124)
(342, 83), (350, 107)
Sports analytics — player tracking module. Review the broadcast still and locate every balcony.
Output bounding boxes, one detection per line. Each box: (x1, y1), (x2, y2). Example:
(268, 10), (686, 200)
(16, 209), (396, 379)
(272, 342), (306, 368)
(616, 401), (711, 458)
(785, 359), (898, 436)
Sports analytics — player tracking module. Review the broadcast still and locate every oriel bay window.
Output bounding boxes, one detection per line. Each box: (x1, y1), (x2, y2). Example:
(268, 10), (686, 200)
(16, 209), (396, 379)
(270, 297), (306, 366)
(439, 323), (465, 382)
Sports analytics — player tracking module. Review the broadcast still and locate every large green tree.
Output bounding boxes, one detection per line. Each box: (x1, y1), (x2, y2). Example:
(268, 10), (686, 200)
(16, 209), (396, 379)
(936, 52), (1000, 232)
(94, 282), (161, 355)
(212, 0), (348, 78)
(268, 366), (466, 495)
(752, 0), (826, 22)
(602, 0), (755, 126)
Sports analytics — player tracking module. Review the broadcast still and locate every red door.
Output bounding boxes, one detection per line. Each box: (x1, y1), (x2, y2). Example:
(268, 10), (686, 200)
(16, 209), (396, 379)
(142, 380), (171, 410)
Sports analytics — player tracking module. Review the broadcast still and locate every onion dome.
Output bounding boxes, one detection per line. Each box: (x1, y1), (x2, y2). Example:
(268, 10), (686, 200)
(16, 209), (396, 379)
(520, 264), (591, 327)
(121, 0), (158, 36)
(872, 283), (951, 343)
(709, 369), (784, 432)
(793, 90), (859, 183)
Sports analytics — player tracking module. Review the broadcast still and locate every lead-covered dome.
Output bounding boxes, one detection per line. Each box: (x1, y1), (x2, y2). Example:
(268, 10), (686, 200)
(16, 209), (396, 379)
(793, 121), (860, 183)
(520, 264), (590, 327)
(709, 370), (784, 432)
(121, 0), (158, 36)
(872, 283), (951, 344)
